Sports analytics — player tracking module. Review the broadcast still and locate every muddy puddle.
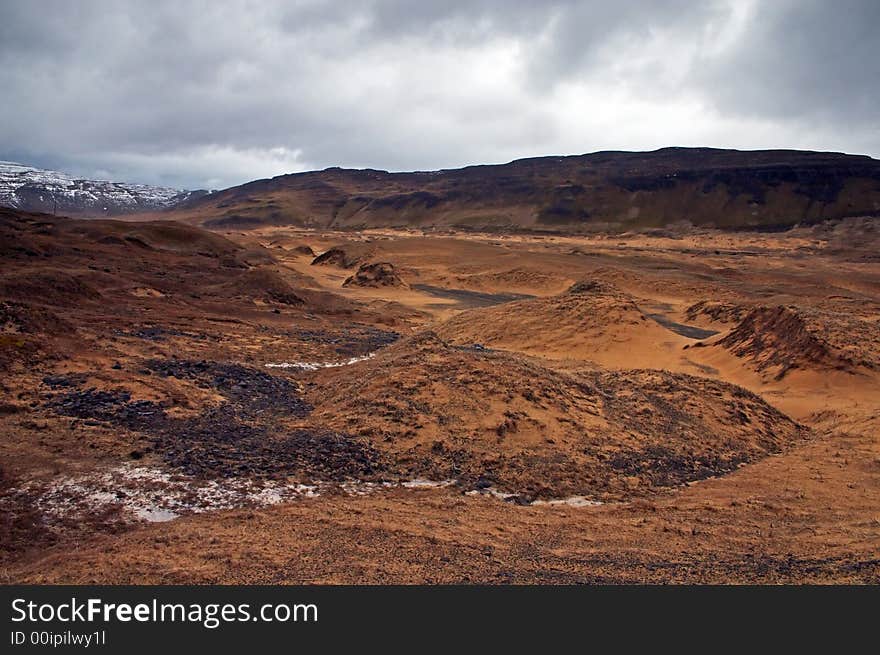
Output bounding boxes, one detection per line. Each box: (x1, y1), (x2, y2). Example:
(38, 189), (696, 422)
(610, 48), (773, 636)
(643, 312), (719, 339)
(413, 284), (534, 308)
(635, 300), (720, 340)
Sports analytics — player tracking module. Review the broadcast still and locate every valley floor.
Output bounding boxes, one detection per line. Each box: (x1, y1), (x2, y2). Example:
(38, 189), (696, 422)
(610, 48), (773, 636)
(2, 213), (878, 583)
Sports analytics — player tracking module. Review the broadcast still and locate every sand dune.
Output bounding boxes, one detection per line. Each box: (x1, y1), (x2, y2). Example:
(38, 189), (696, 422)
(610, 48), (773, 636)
(436, 279), (693, 368)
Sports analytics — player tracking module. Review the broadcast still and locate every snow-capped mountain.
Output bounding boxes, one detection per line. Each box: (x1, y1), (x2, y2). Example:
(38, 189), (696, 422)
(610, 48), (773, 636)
(0, 161), (208, 216)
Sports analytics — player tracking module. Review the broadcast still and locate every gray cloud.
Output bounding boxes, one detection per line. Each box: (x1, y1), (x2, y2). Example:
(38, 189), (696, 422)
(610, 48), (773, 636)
(0, 0), (877, 189)
(697, 0), (880, 124)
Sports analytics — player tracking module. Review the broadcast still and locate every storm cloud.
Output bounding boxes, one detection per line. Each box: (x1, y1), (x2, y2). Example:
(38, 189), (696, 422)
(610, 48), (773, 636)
(1, 0), (878, 189)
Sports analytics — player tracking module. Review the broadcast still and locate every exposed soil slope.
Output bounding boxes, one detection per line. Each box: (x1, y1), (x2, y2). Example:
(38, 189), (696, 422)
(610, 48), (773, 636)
(710, 305), (880, 379)
(308, 332), (808, 500)
(0, 208), (410, 372)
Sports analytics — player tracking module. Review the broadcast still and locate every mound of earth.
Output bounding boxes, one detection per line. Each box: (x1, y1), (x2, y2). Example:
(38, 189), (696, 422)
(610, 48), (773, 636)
(0, 301), (75, 369)
(0, 301), (72, 336)
(311, 244), (375, 268)
(565, 279), (620, 295)
(292, 244), (315, 256)
(223, 246), (276, 268)
(343, 262), (408, 289)
(436, 279), (679, 365)
(444, 267), (571, 295)
(0, 208), (243, 261)
(712, 305), (880, 379)
(0, 270), (103, 307)
(213, 267), (305, 305)
(685, 300), (751, 326)
(307, 332), (808, 500)
(72, 219), (242, 258)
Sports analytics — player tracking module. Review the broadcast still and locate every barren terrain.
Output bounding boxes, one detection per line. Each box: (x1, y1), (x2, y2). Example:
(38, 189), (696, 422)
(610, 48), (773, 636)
(159, 148), (880, 232)
(1, 208), (879, 583)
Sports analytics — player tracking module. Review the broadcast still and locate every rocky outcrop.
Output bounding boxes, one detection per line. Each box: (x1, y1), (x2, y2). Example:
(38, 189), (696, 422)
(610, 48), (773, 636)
(311, 244), (375, 268)
(342, 262), (407, 288)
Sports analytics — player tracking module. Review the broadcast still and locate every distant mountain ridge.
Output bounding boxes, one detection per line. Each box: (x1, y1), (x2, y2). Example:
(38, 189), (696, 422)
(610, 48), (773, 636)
(0, 161), (209, 217)
(167, 147), (880, 232)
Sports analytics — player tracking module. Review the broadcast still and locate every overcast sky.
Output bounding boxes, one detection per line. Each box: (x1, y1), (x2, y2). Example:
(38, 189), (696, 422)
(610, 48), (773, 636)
(1, 0), (878, 189)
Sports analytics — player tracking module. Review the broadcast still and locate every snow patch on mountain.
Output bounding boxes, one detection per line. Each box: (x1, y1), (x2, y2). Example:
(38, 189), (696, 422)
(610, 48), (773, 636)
(0, 160), (207, 215)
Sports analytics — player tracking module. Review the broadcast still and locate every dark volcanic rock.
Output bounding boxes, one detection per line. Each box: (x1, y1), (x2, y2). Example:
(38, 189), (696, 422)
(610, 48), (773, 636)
(153, 406), (382, 480)
(44, 360), (384, 479)
(145, 359), (311, 418)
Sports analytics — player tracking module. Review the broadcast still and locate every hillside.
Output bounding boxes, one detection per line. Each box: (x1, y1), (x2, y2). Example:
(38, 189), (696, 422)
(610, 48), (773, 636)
(307, 332), (807, 500)
(166, 147), (880, 232)
(0, 161), (208, 217)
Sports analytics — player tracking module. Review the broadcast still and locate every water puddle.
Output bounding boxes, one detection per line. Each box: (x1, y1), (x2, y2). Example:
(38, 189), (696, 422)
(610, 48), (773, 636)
(412, 284), (534, 308)
(644, 313), (719, 340)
